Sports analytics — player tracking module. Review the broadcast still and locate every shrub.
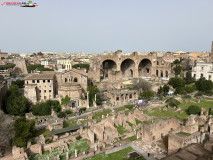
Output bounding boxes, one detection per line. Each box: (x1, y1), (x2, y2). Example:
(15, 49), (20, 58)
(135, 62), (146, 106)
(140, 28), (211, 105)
(195, 92), (203, 96)
(168, 77), (185, 88)
(186, 105), (201, 115)
(65, 110), (72, 115)
(76, 135), (82, 140)
(174, 87), (186, 95)
(195, 77), (213, 91)
(80, 107), (86, 112)
(125, 104), (134, 110)
(166, 98), (181, 107)
(140, 90), (155, 99)
(57, 112), (67, 118)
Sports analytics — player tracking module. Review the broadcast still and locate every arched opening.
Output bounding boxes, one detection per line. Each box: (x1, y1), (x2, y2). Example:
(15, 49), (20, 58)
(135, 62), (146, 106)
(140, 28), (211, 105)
(161, 70), (163, 77)
(65, 78), (67, 82)
(157, 61), (159, 65)
(121, 59), (135, 79)
(74, 78), (78, 82)
(138, 59), (152, 77)
(165, 71), (168, 78)
(100, 59), (117, 80)
(156, 70), (159, 77)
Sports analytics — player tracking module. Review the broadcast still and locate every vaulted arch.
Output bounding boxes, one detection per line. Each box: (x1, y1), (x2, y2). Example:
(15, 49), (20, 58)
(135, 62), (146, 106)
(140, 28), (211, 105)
(100, 59), (117, 80)
(120, 59), (135, 78)
(138, 59), (152, 77)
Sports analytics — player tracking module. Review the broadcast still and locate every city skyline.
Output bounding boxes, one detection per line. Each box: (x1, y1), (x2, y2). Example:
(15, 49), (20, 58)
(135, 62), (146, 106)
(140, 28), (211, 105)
(0, 0), (213, 53)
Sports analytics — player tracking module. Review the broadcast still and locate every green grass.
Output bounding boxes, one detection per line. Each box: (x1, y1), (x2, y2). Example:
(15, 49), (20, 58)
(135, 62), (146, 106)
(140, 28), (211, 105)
(92, 109), (111, 122)
(63, 120), (77, 128)
(115, 125), (128, 135)
(34, 129), (51, 137)
(68, 139), (90, 156)
(135, 119), (142, 125)
(126, 135), (137, 141)
(115, 106), (126, 112)
(126, 121), (134, 127)
(84, 147), (134, 160)
(179, 99), (213, 111)
(143, 108), (187, 121)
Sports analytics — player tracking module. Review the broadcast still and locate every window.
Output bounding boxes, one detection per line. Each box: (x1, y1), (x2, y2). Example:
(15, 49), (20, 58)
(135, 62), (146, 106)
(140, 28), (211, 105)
(156, 70), (159, 76)
(44, 90), (46, 93)
(32, 80), (35, 83)
(129, 94), (132, 99)
(194, 74), (196, 78)
(116, 97), (119, 101)
(43, 80), (45, 83)
(27, 81), (28, 84)
(157, 61), (159, 65)
(39, 90), (41, 93)
(209, 75), (211, 80)
(48, 80), (50, 83)
(201, 67), (204, 70)
(37, 80), (40, 83)
(74, 78), (78, 82)
(49, 90), (51, 92)
(201, 74), (203, 78)
(44, 96), (46, 99)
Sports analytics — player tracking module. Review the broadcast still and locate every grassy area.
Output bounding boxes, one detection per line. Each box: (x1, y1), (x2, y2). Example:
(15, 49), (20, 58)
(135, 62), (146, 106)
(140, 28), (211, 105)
(63, 120), (77, 128)
(126, 121), (134, 127)
(29, 147), (61, 160)
(68, 139), (90, 156)
(176, 132), (191, 137)
(115, 125), (128, 135)
(115, 106), (126, 112)
(84, 147), (135, 160)
(34, 129), (51, 137)
(92, 109), (111, 122)
(126, 135), (137, 141)
(179, 99), (213, 111)
(135, 119), (142, 125)
(143, 108), (187, 121)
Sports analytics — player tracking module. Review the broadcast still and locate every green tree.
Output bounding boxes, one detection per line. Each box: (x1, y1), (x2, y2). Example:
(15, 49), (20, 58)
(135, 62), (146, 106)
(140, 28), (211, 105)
(166, 97), (181, 107)
(72, 64), (90, 71)
(27, 64), (53, 72)
(174, 87), (186, 95)
(87, 85), (102, 106)
(173, 65), (182, 76)
(195, 77), (213, 92)
(11, 80), (24, 88)
(61, 95), (70, 105)
(32, 100), (61, 116)
(140, 90), (155, 99)
(163, 85), (170, 96)
(13, 118), (35, 147)
(185, 71), (194, 84)
(186, 105), (201, 115)
(157, 86), (163, 96)
(6, 85), (30, 116)
(168, 77), (185, 88)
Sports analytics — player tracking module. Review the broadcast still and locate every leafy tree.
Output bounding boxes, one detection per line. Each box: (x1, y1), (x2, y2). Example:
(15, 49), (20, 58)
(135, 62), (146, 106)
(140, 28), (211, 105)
(166, 98), (181, 107)
(185, 71), (194, 84)
(186, 105), (201, 115)
(174, 87), (186, 95)
(182, 59), (192, 71)
(132, 78), (151, 92)
(72, 63), (90, 71)
(57, 112), (66, 118)
(185, 84), (196, 93)
(32, 100), (61, 116)
(87, 85), (102, 106)
(13, 118), (35, 147)
(163, 85), (170, 96)
(61, 95), (70, 105)
(195, 77), (213, 92)
(27, 64), (53, 72)
(173, 59), (181, 65)
(168, 77), (185, 88)
(140, 90), (155, 99)
(0, 63), (16, 70)
(157, 86), (163, 96)
(11, 80), (24, 88)
(173, 65), (182, 76)
(6, 84), (30, 116)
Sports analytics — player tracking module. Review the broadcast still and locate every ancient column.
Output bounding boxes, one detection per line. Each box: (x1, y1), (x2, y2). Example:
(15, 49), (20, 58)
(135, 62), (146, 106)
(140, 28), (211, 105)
(94, 94), (97, 107)
(87, 91), (89, 108)
(75, 149), (78, 158)
(66, 152), (69, 160)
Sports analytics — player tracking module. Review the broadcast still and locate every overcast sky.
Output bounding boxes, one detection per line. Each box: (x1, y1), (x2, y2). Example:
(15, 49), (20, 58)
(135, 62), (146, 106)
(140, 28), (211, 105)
(0, 0), (213, 53)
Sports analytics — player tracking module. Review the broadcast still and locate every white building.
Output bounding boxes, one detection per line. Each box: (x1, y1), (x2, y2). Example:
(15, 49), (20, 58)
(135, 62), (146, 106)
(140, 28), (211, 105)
(192, 61), (213, 81)
(57, 58), (72, 70)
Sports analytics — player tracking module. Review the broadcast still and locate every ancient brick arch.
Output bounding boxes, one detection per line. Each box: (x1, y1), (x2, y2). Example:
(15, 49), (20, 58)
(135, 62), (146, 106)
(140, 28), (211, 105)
(120, 59), (135, 78)
(138, 58), (152, 77)
(100, 59), (117, 80)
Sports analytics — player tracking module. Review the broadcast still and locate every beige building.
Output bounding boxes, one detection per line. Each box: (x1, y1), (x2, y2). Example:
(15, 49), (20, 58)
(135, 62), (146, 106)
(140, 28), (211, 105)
(0, 75), (7, 110)
(24, 73), (56, 103)
(24, 69), (88, 108)
(57, 59), (72, 70)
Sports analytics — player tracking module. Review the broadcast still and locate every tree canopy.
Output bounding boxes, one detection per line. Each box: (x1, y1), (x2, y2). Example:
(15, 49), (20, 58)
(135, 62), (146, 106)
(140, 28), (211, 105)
(87, 85), (102, 106)
(61, 95), (70, 105)
(140, 90), (155, 99)
(72, 63), (90, 71)
(11, 79), (25, 88)
(32, 100), (61, 116)
(0, 63), (16, 70)
(168, 77), (185, 88)
(27, 64), (53, 72)
(6, 84), (30, 116)
(195, 77), (213, 92)
(13, 118), (35, 147)
(132, 78), (151, 92)
(186, 105), (201, 115)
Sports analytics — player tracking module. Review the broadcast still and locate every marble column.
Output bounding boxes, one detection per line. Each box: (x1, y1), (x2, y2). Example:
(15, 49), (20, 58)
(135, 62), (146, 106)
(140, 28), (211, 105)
(87, 91), (89, 108)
